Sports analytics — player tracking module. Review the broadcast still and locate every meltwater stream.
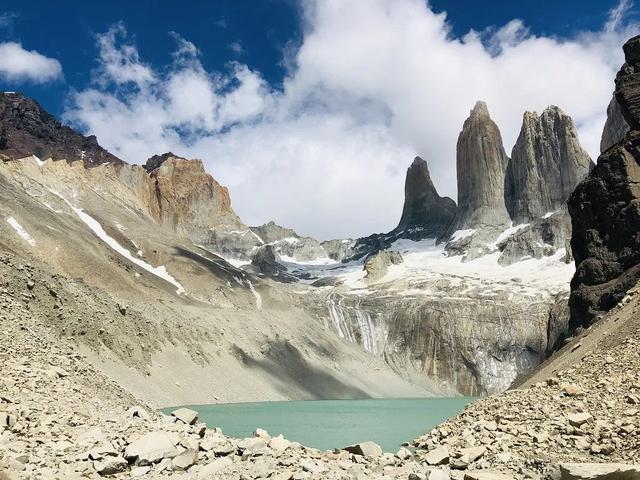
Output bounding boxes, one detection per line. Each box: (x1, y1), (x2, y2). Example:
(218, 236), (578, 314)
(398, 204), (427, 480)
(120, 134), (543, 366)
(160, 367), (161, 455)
(164, 398), (474, 452)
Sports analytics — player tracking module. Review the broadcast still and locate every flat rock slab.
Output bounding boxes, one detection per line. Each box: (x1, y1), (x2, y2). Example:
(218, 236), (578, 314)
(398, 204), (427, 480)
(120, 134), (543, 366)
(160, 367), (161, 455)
(124, 432), (179, 465)
(425, 445), (450, 465)
(464, 472), (514, 480)
(560, 463), (640, 480)
(342, 441), (383, 458)
(171, 407), (198, 425)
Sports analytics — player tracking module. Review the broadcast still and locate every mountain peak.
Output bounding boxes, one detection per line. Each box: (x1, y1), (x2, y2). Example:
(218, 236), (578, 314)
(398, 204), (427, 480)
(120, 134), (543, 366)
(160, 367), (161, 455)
(0, 92), (123, 167)
(395, 156), (457, 238)
(470, 100), (490, 118)
(452, 101), (510, 234)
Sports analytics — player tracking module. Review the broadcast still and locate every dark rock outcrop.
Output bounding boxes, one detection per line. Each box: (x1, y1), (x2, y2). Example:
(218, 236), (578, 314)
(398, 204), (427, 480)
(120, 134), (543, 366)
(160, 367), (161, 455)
(505, 107), (593, 224)
(568, 35), (640, 329)
(395, 156), (457, 239)
(601, 95), (630, 153)
(452, 101), (511, 232)
(0, 92), (122, 167)
(615, 34), (640, 129)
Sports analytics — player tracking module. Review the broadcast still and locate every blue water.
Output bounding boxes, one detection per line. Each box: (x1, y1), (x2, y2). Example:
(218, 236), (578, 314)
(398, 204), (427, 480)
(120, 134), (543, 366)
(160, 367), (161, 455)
(164, 397), (474, 452)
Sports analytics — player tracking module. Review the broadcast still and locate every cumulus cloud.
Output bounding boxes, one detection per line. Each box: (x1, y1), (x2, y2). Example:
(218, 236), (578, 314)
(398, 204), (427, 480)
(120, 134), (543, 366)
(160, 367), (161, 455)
(0, 41), (62, 83)
(65, 0), (638, 239)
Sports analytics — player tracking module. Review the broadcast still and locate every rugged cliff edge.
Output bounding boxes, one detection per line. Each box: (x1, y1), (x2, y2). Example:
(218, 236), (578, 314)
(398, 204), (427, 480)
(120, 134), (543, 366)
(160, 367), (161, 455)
(569, 34), (640, 329)
(0, 92), (122, 167)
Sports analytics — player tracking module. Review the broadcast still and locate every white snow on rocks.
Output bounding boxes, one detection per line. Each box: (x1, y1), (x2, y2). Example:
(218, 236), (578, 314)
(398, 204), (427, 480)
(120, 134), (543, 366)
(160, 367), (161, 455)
(450, 229), (476, 242)
(489, 223), (530, 249)
(6, 217), (36, 246)
(377, 237), (573, 294)
(50, 191), (185, 295)
(246, 280), (262, 310)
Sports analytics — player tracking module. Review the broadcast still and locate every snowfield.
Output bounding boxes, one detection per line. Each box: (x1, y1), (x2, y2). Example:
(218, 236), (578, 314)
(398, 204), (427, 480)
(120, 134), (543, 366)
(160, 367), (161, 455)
(6, 217), (36, 246)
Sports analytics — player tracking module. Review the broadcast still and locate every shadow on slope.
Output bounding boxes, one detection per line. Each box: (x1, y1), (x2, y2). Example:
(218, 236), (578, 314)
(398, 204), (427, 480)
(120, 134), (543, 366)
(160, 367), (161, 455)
(231, 340), (371, 400)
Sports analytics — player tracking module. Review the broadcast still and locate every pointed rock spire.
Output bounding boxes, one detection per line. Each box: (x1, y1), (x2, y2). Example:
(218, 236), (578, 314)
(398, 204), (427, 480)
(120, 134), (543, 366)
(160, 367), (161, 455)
(452, 101), (510, 232)
(396, 156), (457, 238)
(505, 106), (593, 224)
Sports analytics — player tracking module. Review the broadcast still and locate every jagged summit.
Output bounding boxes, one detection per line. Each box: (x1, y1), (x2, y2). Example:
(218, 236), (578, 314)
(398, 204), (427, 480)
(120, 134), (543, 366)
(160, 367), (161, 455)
(451, 100), (511, 234)
(469, 100), (490, 118)
(395, 156), (457, 239)
(505, 105), (593, 224)
(0, 91), (122, 167)
(144, 151), (185, 172)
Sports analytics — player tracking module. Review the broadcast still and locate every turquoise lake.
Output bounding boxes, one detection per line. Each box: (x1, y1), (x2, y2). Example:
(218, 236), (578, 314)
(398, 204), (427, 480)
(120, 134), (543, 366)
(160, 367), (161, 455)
(164, 397), (475, 452)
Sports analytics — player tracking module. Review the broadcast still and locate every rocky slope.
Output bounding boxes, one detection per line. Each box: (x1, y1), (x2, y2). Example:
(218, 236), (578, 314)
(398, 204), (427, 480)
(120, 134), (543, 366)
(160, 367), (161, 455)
(0, 92), (122, 167)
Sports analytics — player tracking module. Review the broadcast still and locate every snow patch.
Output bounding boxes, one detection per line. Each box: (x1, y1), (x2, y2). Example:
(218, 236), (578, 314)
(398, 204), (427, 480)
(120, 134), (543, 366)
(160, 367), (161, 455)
(50, 191), (185, 295)
(6, 217), (36, 246)
(542, 211), (556, 219)
(450, 229), (476, 242)
(490, 223), (530, 248)
(247, 280), (262, 310)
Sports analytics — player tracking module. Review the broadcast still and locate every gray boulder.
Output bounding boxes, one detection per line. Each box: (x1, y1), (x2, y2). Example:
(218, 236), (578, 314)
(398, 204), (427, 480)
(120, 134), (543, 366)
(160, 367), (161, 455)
(124, 432), (179, 465)
(171, 407), (198, 425)
(559, 463), (640, 480)
(342, 441), (383, 458)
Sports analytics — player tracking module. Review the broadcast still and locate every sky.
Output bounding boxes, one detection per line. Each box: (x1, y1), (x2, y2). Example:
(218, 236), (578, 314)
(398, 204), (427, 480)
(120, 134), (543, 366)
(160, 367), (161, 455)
(1, 1), (638, 240)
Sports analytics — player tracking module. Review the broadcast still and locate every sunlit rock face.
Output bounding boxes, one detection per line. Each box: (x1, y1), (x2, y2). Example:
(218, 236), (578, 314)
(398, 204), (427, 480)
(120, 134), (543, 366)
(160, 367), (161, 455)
(601, 94), (630, 153)
(505, 106), (593, 225)
(452, 101), (511, 234)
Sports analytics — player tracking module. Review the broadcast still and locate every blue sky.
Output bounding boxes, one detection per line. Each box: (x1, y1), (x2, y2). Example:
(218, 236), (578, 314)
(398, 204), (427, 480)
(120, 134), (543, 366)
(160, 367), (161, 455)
(0, 1), (638, 238)
(2, 0), (633, 116)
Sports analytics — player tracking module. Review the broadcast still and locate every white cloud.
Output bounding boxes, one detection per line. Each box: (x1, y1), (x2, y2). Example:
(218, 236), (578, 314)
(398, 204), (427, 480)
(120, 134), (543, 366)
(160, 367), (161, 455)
(0, 41), (62, 83)
(65, 0), (638, 239)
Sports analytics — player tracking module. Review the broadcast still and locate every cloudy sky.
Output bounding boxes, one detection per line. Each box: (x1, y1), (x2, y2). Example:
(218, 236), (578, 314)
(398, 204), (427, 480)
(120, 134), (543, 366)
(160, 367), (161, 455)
(1, 1), (638, 239)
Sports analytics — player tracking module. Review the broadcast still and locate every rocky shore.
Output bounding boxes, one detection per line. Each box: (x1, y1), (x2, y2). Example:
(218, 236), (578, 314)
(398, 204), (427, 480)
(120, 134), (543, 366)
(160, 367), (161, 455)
(2, 250), (639, 479)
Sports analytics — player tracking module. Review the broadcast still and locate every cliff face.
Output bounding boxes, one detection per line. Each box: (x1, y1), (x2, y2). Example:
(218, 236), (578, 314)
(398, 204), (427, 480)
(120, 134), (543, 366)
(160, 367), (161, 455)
(453, 101), (511, 232)
(506, 107), (593, 224)
(568, 34), (640, 329)
(395, 156), (457, 239)
(0, 92), (122, 167)
(144, 153), (242, 234)
(601, 95), (630, 153)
